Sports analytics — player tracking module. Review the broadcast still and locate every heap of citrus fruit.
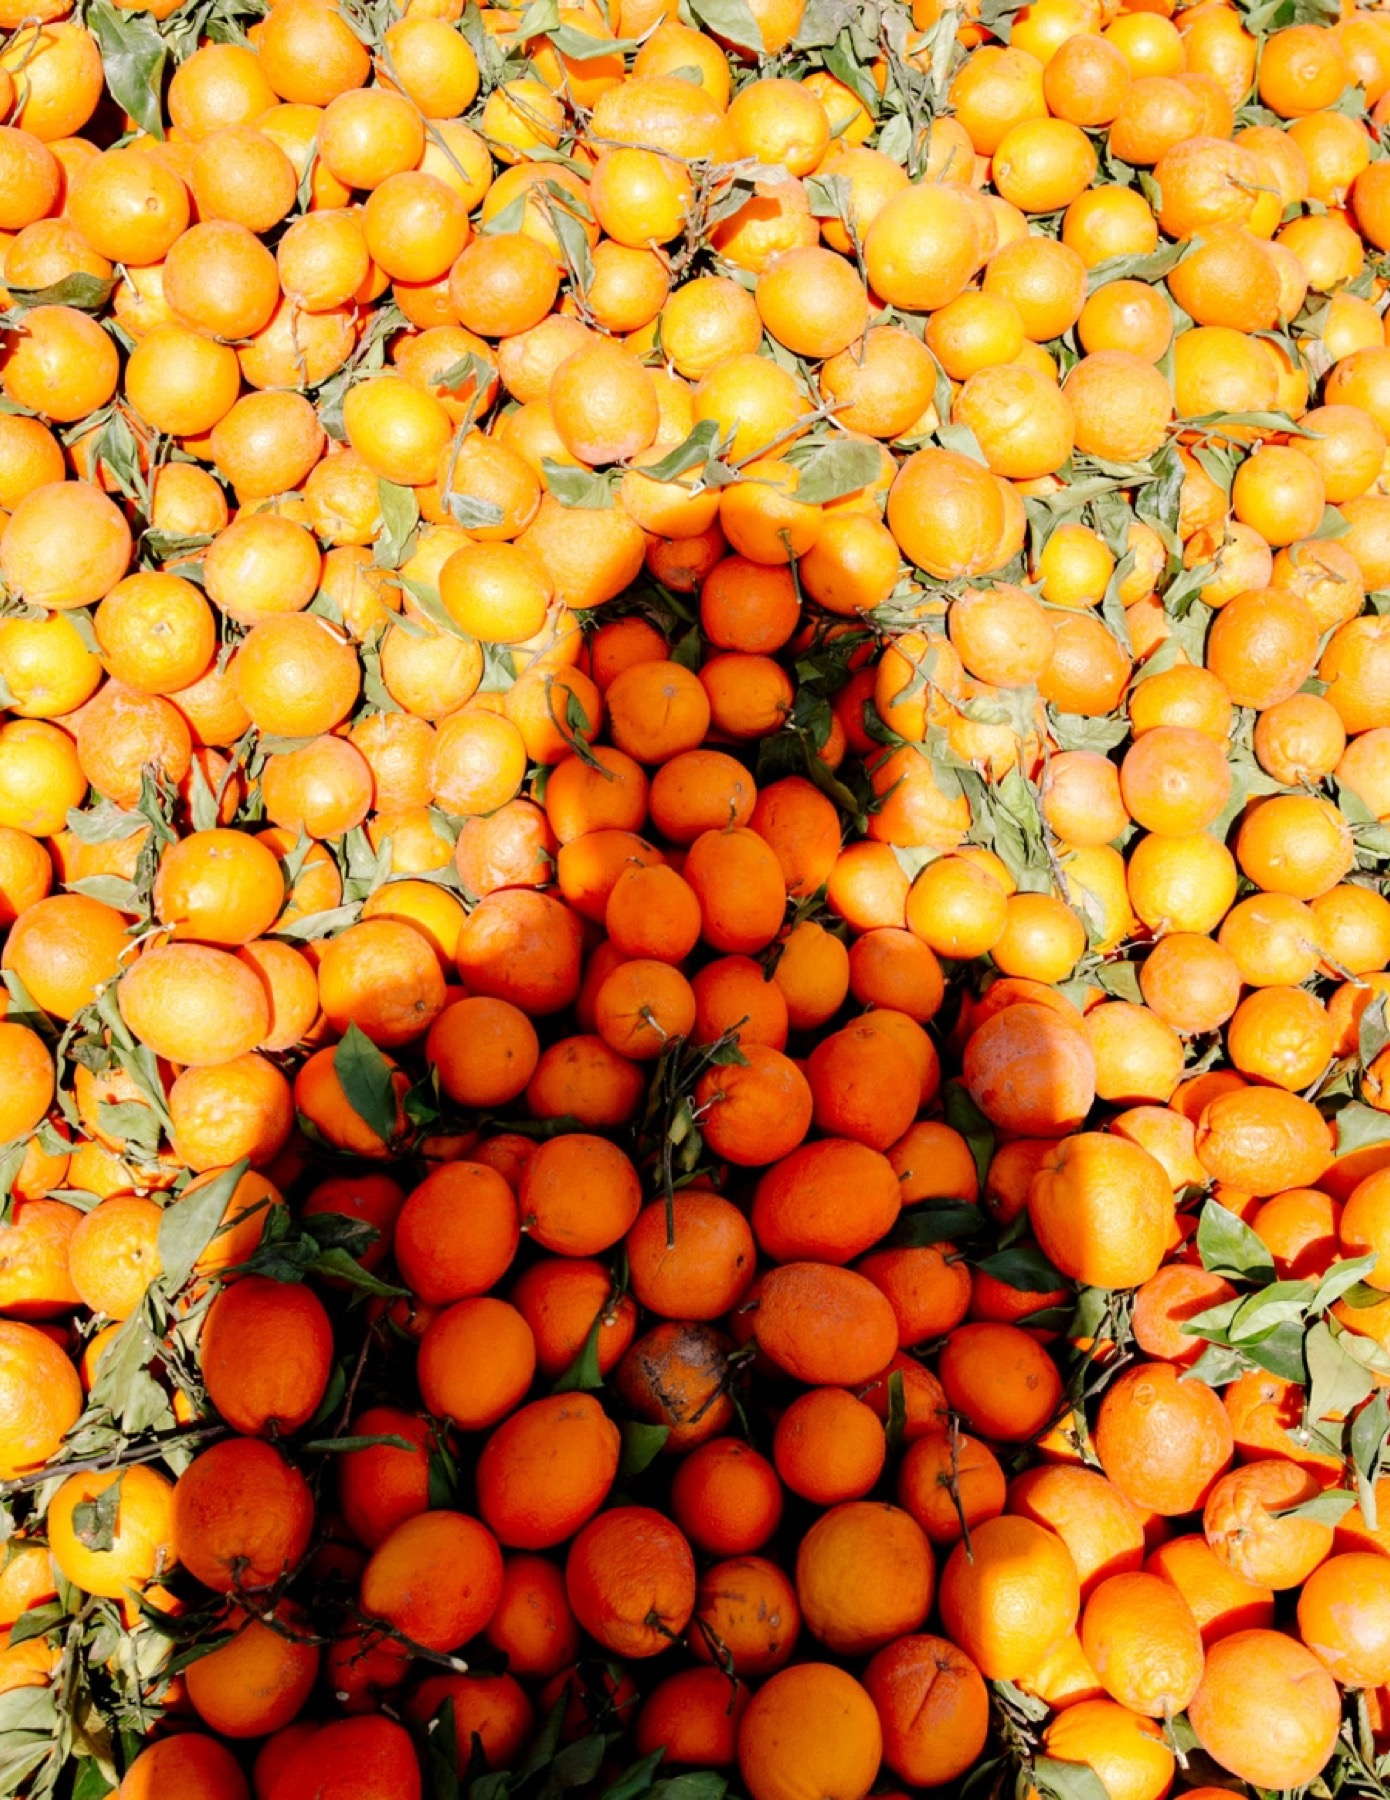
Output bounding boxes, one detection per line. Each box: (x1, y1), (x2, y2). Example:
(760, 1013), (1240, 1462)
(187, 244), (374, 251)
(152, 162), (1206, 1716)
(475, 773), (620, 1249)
(9, 0), (1390, 1795)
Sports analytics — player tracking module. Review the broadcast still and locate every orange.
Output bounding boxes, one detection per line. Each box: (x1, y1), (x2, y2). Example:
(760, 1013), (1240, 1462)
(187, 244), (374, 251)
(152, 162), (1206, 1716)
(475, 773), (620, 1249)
(119, 944), (269, 1068)
(962, 1002), (1096, 1137)
(939, 1322), (1063, 1442)
(418, 1297), (536, 1431)
(153, 829), (284, 946)
(1132, 1263), (1237, 1366)
(1039, 1700), (1175, 1800)
(1096, 1362), (1233, 1516)
(773, 1389), (885, 1506)
(475, 1391), (621, 1551)
(1298, 1552), (1390, 1687)
(48, 1464), (174, 1599)
(1204, 1459), (1336, 1590)
(172, 1438), (313, 1594)
(118, 1736), (249, 1800)
(359, 1509), (502, 1657)
(670, 1437), (782, 1557)
(737, 1663), (882, 1800)
(796, 1502), (933, 1657)
(68, 1195), (162, 1321)
(564, 1504), (695, 1657)
(864, 184), (986, 313)
(263, 1718), (419, 1800)
(1188, 1630), (1341, 1791)
(1195, 1085), (1334, 1195)
(939, 1514), (1080, 1680)
(897, 1430), (1006, 1547)
(199, 1275), (332, 1436)
(1009, 1465), (1145, 1600)
(687, 1555), (799, 1677)
(1080, 1571), (1204, 1717)
(0, 1320), (81, 1477)
(635, 1666), (750, 1769)
(481, 1553), (580, 1680)
(752, 1262), (899, 1387)
(1, 479), (131, 610)
(1146, 1534), (1275, 1646)
(1031, 1132), (1174, 1289)
(519, 1133), (642, 1258)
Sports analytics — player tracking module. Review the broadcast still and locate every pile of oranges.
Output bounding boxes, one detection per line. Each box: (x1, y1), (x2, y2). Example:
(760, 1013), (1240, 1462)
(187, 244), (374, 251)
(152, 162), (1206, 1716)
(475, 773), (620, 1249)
(9, 0), (1390, 1794)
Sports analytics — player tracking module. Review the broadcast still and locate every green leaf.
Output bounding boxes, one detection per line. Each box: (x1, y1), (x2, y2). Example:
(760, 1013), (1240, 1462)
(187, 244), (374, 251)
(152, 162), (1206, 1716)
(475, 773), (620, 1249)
(88, 1303), (173, 1434)
(4, 274), (116, 314)
(978, 1244), (1068, 1294)
(1047, 708), (1132, 754)
(1311, 1253), (1380, 1314)
(805, 171), (852, 223)
(1093, 960), (1143, 1003)
(1243, 1320), (1314, 1385)
(86, 0), (168, 139)
(551, 1305), (606, 1393)
(374, 480), (419, 572)
(516, 0), (560, 33)
(1185, 408), (1310, 437)
(935, 421), (989, 467)
(1353, 1389), (1390, 1528)
(540, 463), (619, 508)
(638, 420), (721, 484)
(1335, 1101), (1390, 1156)
(1085, 242), (1186, 289)
(1183, 1341), (1250, 1387)
(331, 1024), (399, 1146)
(543, 189), (595, 294)
(271, 902), (363, 941)
(619, 1421), (669, 1477)
(64, 799), (145, 844)
(783, 437), (884, 506)
(686, 0), (764, 50)
(71, 1759), (116, 1800)
(884, 1367), (907, 1453)
(424, 1694), (461, 1800)
(942, 1082), (995, 1189)
(157, 1158), (250, 1291)
(96, 1096), (162, 1157)
(1227, 1280), (1314, 1344)
(889, 1201), (987, 1247)
(4, 1603), (63, 1648)
(447, 492), (506, 532)
(0, 971), (54, 1040)
(308, 1247), (408, 1298)
(297, 1433), (416, 1454)
(651, 1775), (727, 1800)
(547, 19), (642, 54)
(794, 0), (857, 45)
(479, 192), (529, 237)
(1361, 992), (1390, 1070)
(1272, 1488), (1358, 1526)
(0, 1142), (29, 1221)
(1307, 1318), (1377, 1424)
(71, 1477), (122, 1554)
(1180, 1296), (1241, 1342)
(428, 1438), (460, 1509)
(1033, 1755), (1113, 1800)
(1196, 1198), (1276, 1282)
(598, 1752), (666, 1800)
